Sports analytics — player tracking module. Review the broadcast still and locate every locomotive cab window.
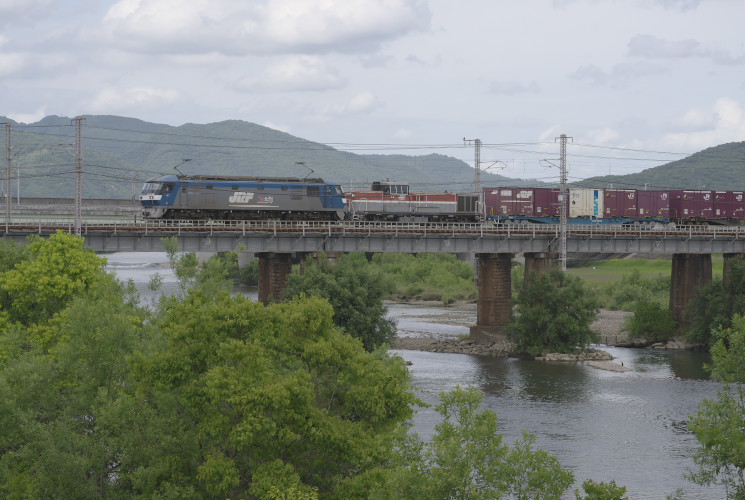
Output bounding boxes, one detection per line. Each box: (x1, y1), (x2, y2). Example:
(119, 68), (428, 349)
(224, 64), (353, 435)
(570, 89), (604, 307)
(142, 182), (173, 195)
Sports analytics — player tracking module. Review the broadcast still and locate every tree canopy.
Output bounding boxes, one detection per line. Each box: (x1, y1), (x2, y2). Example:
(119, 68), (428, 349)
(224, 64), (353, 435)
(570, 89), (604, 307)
(508, 269), (600, 355)
(282, 252), (396, 352)
(339, 386), (575, 499)
(687, 258), (745, 346)
(688, 315), (745, 498)
(0, 236), (417, 498)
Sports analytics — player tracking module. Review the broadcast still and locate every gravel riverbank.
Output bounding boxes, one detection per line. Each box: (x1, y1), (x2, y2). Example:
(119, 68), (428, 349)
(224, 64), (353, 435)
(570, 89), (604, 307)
(390, 304), (634, 360)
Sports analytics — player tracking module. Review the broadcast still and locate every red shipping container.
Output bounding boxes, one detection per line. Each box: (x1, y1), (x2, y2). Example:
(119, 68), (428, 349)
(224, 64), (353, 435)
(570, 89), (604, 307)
(713, 191), (745, 220)
(533, 188), (563, 217)
(669, 190), (714, 219)
(604, 189), (638, 217)
(637, 190), (670, 218)
(483, 187), (534, 216)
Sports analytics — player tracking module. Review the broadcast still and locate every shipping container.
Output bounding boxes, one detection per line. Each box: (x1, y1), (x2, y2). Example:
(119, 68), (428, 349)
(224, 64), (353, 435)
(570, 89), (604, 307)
(637, 190), (670, 218)
(713, 191), (745, 220)
(533, 188), (562, 217)
(604, 189), (638, 218)
(669, 190), (714, 219)
(569, 189), (604, 218)
(482, 187), (534, 216)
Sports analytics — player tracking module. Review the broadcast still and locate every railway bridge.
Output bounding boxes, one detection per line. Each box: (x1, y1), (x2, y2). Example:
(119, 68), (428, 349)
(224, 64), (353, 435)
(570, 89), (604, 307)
(3, 218), (745, 342)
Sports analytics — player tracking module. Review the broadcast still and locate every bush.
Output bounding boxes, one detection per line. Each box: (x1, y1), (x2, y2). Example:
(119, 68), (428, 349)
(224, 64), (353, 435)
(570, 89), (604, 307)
(508, 270), (600, 355)
(622, 302), (676, 341)
(371, 253), (477, 304)
(602, 270), (669, 311)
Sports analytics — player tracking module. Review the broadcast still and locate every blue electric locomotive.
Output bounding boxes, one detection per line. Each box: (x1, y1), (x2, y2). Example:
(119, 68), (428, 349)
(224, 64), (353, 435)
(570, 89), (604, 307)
(139, 175), (347, 220)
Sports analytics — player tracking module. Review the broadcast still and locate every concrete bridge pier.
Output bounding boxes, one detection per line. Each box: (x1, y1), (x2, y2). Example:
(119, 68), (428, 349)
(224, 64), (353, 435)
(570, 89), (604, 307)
(257, 252), (294, 304)
(669, 253), (712, 327)
(470, 253), (513, 343)
(524, 252), (559, 280)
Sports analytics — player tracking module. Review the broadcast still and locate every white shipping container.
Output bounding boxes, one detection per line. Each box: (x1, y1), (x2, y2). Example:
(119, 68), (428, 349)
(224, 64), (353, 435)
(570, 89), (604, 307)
(569, 189), (604, 218)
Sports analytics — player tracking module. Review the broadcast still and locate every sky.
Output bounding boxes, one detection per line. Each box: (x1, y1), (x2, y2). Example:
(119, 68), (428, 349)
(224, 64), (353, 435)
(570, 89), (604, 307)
(1, 0), (744, 184)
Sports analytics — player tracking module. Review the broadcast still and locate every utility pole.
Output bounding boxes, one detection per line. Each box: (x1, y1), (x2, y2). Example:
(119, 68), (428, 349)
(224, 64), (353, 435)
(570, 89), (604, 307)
(131, 170), (138, 204)
(4, 123), (11, 232)
(556, 133), (571, 271)
(464, 138), (482, 214)
(73, 116), (84, 236)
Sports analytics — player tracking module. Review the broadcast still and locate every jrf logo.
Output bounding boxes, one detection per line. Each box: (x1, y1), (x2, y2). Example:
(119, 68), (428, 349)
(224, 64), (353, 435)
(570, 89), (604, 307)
(229, 192), (255, 204)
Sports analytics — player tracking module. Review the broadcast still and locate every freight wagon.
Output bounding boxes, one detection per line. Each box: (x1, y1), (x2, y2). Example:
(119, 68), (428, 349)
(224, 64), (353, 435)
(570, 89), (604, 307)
(484, 186), (745, 225)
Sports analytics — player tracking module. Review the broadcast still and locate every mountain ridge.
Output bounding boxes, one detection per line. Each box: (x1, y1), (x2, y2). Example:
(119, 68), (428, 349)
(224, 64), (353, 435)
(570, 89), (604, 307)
(1, 115), (743, 199)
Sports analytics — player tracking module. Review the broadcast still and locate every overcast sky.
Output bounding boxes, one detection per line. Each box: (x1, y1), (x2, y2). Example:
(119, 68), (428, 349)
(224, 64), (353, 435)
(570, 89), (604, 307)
(1, 0), (744, 183)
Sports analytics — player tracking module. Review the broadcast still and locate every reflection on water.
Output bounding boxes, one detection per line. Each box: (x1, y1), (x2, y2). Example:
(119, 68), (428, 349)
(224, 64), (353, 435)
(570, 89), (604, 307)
(105, 252), (725, 499)
(392, 347), (723, 499)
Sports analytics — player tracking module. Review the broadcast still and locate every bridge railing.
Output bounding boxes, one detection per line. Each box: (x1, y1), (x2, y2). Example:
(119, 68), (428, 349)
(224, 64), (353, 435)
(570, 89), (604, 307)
(2, 218), (745, 239)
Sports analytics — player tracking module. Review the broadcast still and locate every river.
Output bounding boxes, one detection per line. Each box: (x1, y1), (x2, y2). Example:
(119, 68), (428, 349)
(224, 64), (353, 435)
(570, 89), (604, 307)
(105, 252), (726, 499)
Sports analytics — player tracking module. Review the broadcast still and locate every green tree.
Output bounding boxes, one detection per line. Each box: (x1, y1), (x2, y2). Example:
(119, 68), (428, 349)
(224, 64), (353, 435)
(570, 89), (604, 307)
(343, 386), (574, 499)
(283, 252), (396, 351)
(509, 270), (600, 355)
(0, 238), (31, 273)
(687, 259), (745, 346)
(0, 277), (150, 498)
(688, 315), (745, 498)
(622, 301), (676, 341)
(575, 479), (629, 499)
(119, 291), (414, 497)
(0, 231), (108, 349)
(161, 236), (243, 296)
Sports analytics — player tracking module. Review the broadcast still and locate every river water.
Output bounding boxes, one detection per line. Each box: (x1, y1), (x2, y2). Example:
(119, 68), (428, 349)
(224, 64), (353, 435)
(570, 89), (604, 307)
(105, 252), (726, 499)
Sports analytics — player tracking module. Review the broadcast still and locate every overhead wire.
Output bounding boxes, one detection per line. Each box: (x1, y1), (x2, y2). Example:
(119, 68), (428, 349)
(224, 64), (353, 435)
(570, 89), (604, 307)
(6, 121), (743, 198)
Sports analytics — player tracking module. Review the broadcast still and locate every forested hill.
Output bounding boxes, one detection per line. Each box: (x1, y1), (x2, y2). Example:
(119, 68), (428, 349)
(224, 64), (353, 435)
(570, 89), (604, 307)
(575, 141), (745, 191)
(3, 114), (742, 198)
(0, 115), (530, 199)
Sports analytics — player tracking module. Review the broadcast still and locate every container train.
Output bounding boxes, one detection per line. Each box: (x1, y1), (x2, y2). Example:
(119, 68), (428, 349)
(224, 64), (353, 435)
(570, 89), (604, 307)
(139, 175), (347, 220)
(138, 175), (745, 225)
(485, 187), (745, 225)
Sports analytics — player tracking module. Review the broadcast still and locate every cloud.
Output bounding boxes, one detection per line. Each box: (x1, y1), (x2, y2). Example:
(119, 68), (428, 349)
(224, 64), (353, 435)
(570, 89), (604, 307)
(0, 50), (70, 79)
(662, 98), (745, 149)
(553, 0), (702, 12)
(235, 56), (347, 92)
(0, 0), (54, 28)
(322, 91), (382, 116)
(673, 107), (715, 132)
(650, 0), (702, 11)
(488, 80), (541, 96)
(102, 0), (430, 56)
(393, 128), (413, 139)
(570, 61), (666, 87)
(628, 34), (745, 65)
(89, 86), (182, 113)
(7, 106), (47, 124)
(583, 127), (620, 144)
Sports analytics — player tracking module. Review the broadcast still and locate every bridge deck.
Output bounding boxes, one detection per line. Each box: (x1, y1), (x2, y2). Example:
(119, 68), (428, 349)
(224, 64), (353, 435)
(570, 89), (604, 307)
(3, 220), (745, 254)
